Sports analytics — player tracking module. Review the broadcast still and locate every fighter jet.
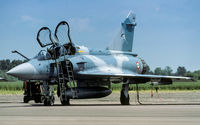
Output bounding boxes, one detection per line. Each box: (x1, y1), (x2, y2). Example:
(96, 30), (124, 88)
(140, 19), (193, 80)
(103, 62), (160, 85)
(7, 12), (193, 106)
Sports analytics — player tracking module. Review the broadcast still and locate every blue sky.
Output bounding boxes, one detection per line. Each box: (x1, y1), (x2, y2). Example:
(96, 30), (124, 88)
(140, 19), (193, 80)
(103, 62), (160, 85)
(0, 0), (199, 72)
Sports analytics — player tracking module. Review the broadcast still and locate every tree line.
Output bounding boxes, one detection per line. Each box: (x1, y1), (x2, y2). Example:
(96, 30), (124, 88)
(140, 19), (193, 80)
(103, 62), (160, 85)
(0, 59), (25, 71)
(0, 59), (25, 81)
(145, 65), (200, 80)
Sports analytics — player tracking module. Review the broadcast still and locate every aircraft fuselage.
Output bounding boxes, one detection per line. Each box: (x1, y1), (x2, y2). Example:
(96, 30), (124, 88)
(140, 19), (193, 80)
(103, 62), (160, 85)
(7, 49), (145, 82)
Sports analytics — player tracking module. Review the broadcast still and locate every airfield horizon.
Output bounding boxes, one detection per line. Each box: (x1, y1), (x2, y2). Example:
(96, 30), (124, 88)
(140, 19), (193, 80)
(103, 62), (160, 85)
(0, 81), (200, 94)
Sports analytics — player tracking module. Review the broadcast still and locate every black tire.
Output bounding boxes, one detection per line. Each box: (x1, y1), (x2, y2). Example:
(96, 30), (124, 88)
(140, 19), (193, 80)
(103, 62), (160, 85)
(60, 98), (70, 106)
(34, 96), (42, 103)
(120, 90), (130, 105)
(23, 96), (29, 103)
(44, 96), (54, 106)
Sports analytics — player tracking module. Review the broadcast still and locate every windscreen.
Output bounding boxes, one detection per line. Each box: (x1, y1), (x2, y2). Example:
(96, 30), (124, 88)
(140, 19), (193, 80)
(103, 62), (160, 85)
(34, 50), (51, 60)
(37, 27), (54, 47)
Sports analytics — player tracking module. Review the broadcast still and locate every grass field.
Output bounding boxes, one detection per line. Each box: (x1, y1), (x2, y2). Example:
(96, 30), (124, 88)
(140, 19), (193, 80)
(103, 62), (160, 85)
(0, 81), (23, 91)
(0, 81), (199, 94)
(0, 81), (23, 94)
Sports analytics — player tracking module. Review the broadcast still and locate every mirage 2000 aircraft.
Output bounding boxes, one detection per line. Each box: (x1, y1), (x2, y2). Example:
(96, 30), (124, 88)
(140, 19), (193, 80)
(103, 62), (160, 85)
(7, 12), (193, 106)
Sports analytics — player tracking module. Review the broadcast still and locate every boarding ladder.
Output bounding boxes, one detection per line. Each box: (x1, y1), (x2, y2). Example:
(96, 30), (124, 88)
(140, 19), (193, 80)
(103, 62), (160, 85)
(55, 46), (77, 99)
(65, 60), (77, 98)
(55, 58), (67, 98)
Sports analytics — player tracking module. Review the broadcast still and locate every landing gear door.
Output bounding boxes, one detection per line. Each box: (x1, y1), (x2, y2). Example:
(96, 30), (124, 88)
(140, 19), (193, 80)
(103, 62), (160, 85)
(37, 27), (56, 48)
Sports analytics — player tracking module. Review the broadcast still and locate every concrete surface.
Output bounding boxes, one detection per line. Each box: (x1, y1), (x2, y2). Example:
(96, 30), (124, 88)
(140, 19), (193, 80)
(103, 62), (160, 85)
(0, 92), (200, 125)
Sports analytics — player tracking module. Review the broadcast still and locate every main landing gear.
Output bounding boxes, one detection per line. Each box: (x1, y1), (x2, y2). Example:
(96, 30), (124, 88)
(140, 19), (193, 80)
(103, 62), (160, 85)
(60, 94), (70, 105)
(120, 83), (142, 105)
(59, 87), (70, 106)
(136, 84), (142, 104)
(120, 84), (130, 105)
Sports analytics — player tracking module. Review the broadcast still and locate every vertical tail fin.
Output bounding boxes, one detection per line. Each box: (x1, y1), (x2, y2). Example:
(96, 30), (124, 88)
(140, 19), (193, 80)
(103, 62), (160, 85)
(108, 11), (136, 52)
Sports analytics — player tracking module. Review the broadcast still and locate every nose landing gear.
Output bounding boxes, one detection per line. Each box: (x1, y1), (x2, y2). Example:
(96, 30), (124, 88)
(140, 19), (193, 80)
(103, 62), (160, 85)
(42, 81), (55, 106)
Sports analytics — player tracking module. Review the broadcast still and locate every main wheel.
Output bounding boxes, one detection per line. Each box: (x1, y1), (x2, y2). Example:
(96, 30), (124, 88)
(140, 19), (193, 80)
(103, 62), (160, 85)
(34, 96), (42, 103)
(44, 96), (55, 106)
(120, 90), (130, 105)
(23, 96), (29, 103)
(60, 98), (70, 106)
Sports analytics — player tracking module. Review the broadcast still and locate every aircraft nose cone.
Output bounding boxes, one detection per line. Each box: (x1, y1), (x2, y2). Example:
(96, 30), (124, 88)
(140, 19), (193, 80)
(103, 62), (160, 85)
(7, 63), (37, 80)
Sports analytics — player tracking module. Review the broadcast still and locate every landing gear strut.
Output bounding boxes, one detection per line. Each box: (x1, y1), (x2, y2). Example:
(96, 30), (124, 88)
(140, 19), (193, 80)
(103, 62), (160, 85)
(136, 84), (142, 104)
(120, 84), (130, 105)
(42, 81), (55, 106)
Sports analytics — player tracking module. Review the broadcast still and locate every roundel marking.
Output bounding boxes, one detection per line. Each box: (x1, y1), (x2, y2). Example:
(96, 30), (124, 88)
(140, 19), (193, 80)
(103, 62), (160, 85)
(136, 61), (140, 70)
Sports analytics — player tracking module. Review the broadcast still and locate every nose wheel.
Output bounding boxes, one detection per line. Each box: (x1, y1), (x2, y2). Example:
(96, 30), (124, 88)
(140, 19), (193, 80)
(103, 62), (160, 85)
(120, 84), (130, 105)
(42, 81), (55, 106)
(44, 96), (55, 106)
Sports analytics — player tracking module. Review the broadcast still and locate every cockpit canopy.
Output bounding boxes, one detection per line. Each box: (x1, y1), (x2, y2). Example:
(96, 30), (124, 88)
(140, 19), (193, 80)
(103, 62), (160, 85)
(36, 21), (72, 48)
(34, 50), (51, 60)
(36, 21), (76, 59)
(37, 27), (56, 48)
